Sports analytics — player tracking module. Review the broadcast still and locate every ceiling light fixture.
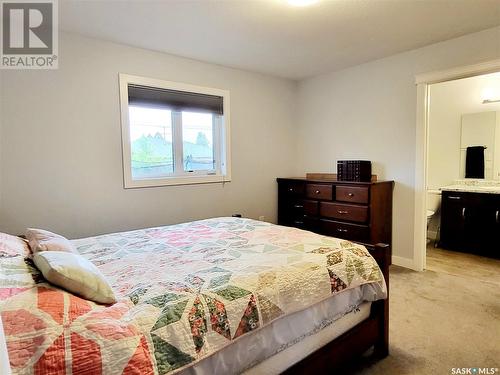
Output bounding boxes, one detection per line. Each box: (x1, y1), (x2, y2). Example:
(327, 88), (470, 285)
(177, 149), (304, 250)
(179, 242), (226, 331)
(286, 0), (319, 7)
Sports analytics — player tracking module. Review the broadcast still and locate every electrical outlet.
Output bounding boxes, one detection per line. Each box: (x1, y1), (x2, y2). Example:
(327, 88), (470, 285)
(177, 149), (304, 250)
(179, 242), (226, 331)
(258, 215), (266, 221)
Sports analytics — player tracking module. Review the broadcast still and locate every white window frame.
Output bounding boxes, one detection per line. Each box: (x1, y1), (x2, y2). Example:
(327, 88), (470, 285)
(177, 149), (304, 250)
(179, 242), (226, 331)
(119, 73), (231, 188)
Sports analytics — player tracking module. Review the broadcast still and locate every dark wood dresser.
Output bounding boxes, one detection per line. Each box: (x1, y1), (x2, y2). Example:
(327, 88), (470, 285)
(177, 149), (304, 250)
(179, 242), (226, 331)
(277, 178), (394, 247)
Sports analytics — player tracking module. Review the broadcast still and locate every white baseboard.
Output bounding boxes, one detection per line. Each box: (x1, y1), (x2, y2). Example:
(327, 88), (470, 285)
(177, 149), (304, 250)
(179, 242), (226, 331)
(392, 255), (417, 270)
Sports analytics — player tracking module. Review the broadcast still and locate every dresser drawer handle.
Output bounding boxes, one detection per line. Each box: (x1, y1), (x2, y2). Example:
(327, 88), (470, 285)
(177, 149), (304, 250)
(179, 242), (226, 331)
(348, 193), (354, 197)
(496, 210), (499, 224)
(448, 196), (461, 200)
(294, 220), (304, 225)
(288, 188), (294, 192)
(293, 204), (303, 209)
(337, 228), (348, 233)
(315, 190), (321, 194)
(338, 210), (349, 214)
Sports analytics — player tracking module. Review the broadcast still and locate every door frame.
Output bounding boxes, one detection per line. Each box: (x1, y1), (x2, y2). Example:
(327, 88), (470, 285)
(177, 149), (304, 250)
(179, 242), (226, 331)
(413, 59), (500, 271)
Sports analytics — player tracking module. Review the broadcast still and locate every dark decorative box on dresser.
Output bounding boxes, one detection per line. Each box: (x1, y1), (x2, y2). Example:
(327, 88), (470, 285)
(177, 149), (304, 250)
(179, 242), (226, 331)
(277, 177), (394, 247)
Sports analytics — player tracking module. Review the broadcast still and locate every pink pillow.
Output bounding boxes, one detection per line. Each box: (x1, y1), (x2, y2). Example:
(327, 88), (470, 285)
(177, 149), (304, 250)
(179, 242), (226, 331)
(0, 232), (30, 258)
(25, 228), (79, 254)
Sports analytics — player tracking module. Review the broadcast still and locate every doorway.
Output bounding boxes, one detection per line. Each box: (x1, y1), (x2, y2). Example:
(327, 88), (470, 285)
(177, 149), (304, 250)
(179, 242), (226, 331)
(414, 59), (500, 271)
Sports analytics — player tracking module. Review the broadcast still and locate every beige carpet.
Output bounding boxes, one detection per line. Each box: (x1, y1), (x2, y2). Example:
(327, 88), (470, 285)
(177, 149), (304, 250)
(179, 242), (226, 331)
(343, 247), (500, 374)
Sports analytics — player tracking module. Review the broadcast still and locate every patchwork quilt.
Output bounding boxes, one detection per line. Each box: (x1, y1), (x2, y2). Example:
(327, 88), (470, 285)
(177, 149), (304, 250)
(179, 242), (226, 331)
(0, 217), (386, 374)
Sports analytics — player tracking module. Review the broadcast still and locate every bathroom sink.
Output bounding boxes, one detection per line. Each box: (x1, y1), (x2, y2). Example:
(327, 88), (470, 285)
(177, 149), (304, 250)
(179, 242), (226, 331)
(472, 186), (500, 193)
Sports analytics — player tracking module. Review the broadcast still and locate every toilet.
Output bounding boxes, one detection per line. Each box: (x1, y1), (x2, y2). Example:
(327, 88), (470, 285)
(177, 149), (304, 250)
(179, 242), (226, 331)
(427, 190), (442, 241)
(427, 209), (435, 227)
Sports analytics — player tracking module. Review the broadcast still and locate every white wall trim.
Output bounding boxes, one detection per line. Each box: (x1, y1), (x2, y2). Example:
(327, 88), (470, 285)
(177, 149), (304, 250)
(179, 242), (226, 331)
(414, 59), (500, 272)
(392, 255), (417, 270)
(415, 59), (500, 85)
(413, 83), (429, 272)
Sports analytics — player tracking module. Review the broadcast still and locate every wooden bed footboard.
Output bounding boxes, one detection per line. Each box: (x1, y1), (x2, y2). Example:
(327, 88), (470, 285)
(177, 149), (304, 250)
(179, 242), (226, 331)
(283, 243), (390, 374)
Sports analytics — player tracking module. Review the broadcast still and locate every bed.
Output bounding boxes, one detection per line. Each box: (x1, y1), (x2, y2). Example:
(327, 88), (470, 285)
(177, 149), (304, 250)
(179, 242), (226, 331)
(0, 217), (390, 374)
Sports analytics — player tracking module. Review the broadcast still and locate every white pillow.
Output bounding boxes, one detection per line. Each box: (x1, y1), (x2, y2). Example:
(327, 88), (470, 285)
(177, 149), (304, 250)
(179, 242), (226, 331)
(26, 228), (78, 254)
(33, 251), (116, 304)
(0, 232), (30, 258)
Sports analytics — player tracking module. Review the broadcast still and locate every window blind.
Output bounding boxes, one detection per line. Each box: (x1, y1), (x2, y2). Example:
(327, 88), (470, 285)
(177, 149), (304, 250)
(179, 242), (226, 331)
(128, 84), (224, 115)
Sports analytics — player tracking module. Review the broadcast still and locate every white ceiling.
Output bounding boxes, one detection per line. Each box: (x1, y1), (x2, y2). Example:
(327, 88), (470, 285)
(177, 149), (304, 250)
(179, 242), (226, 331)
(60, 0), (500, 80)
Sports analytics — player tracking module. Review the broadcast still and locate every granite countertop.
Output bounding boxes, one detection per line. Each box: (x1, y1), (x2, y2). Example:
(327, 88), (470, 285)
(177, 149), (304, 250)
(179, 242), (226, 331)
(441, 180), (500, 194)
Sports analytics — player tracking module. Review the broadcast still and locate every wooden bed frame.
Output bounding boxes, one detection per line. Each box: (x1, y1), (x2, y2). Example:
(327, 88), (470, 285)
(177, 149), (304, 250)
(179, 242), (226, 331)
(284, 242), (390, 374)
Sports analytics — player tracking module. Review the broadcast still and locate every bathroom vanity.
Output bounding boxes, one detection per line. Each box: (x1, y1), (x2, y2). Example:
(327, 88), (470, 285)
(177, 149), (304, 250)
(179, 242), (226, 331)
(440, 182), (500, 257)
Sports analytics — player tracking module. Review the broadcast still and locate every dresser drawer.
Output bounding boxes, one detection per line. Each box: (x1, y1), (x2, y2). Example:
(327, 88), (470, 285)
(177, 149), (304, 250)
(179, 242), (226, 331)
(336, 186), (369, 204)
(280, 181), (305, 196)
(321, 219), (369, 242)
(303, 200), (319, 216)
(304, 216), (319, 231)
(319, 202), (369, 223)
(306, 184), (333, 200)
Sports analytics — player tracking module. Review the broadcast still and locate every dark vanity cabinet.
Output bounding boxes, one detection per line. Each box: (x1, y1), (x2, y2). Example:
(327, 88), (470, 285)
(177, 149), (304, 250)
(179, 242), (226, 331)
(484, 197), (500, 251)
(440, 191), (500, 257)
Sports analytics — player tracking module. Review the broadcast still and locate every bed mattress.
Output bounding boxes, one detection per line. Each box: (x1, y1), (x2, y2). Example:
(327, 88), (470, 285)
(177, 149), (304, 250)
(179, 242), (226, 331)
(181, 292), (374, 375)
(244, 301), (372, 374)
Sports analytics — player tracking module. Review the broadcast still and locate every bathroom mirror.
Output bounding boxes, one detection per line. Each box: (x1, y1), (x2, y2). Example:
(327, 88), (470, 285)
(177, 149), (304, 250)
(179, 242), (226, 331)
(460, 111), (500, 180)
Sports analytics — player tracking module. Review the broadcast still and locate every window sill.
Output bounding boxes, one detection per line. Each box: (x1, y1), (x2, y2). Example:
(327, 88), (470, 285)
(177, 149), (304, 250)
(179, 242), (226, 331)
(124, 174), (231, 189)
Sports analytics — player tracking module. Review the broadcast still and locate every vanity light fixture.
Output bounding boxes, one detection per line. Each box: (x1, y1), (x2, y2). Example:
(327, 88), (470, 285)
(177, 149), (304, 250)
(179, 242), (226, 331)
(286, 0), (319, 6)
(483, 99), (500, 104)
(481, 87), (500, 104)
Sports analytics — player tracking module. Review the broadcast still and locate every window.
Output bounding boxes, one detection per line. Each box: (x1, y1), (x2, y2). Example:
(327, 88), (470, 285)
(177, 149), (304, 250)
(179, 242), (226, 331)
(119, 74), (230, 188)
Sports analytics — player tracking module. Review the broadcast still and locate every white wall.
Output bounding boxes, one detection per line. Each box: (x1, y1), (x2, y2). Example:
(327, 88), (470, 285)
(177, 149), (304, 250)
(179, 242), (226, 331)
(296, 26), (500, 264)
(0, 33), (297, 238)
(2, 26), (500, 266)
(428, 72), (500, 189)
